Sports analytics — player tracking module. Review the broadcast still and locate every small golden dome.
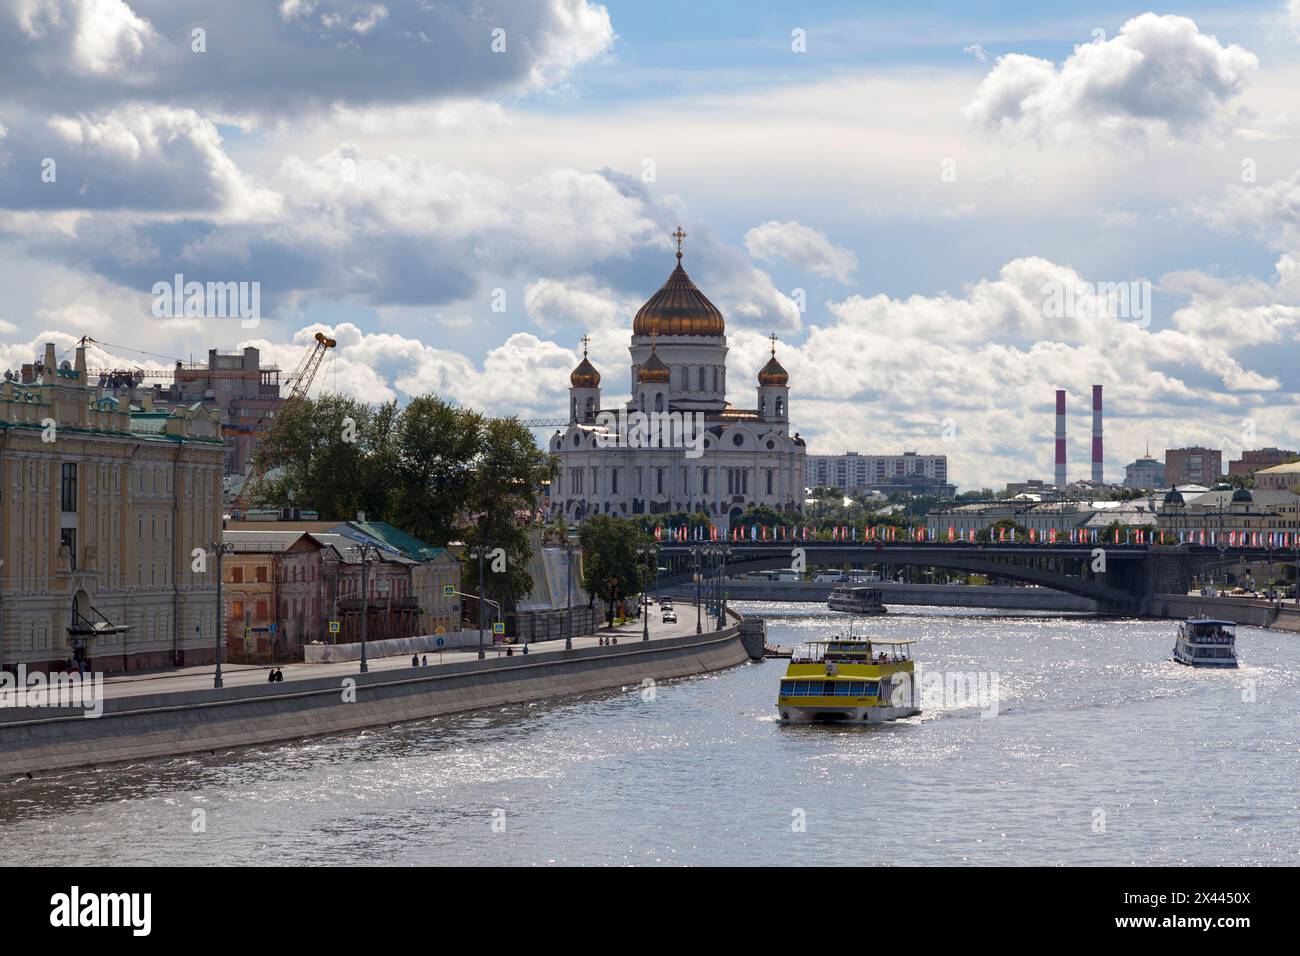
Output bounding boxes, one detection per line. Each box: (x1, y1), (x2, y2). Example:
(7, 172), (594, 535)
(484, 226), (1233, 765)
(758, 355), (788, 386)
(757, 333), (788, 385)
(569, 336), (600, 388)
(637, 346), (671, 384)
(632, 229), (725, 338)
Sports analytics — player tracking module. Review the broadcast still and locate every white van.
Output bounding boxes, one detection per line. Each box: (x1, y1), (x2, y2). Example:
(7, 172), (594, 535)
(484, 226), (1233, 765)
(775, 570), (801, 582)
(812, 572), (845, 583)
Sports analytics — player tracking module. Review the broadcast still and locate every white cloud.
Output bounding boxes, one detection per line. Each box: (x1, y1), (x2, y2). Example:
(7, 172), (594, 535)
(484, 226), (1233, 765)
(963, 14), (1258, 146)
(743, 220), (858, 284)
(523, 277), (636, 332)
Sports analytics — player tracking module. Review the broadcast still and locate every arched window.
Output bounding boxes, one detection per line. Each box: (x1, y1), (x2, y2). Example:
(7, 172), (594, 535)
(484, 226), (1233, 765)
(654, 392), (664, 413)
(584, 397), (595, 419)
(775, 396), (784, 418)
(698, 367), (706, 391)
(759, 397), (766, 417)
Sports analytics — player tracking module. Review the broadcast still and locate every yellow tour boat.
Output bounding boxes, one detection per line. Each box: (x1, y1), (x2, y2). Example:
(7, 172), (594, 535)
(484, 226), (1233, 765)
(777, 637), (920, 723)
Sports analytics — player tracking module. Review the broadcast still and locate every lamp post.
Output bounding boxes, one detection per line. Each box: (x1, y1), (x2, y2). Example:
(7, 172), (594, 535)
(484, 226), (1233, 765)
(348, 541), (380, 673)
(717, 544), (731, 629)
(637, 544), (656, 642)
(564, 538), (574, 651)
(209, 540), (234, 688)
(693, 546), (702, 634)
(468, 544), (493, 660)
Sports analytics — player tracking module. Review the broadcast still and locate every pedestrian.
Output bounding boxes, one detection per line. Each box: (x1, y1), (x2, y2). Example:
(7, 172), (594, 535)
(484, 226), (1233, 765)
(411, 654), (419, 667)
(267, 669), (276, 683)
(421, 655), (428, 666)
(274, 668), (284, 683)
(522, 643), (529, 655)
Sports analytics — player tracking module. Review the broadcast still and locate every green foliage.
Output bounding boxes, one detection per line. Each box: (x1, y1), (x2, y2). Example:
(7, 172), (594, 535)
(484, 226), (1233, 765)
(253, 394), (554, 606)
(578, 515), (649, 613)
(976, 518), (1028, 543)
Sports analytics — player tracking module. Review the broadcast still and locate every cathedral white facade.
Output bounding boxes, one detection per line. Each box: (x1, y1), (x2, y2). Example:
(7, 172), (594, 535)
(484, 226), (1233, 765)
(550, 233), (806, 530)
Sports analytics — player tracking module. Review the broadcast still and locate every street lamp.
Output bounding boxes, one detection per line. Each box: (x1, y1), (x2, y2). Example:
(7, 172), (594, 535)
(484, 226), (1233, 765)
(693, 546), (702, 634)
(564, 537), (574, 651)
(347, 541), (380, 673)
(637, 544), (657, 642)
(207, 540), (235, 688)
(717, 544), (731, 629)
(468, 544), (493, 660)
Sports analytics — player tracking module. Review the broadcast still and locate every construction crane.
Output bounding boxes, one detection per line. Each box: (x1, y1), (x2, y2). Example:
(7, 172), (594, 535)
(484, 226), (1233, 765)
(230, 332), (337, 518)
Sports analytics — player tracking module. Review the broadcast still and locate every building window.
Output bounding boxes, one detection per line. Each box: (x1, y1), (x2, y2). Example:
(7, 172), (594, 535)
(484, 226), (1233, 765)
(232, 566), (244, 584)
(60, 463), (77, 513)
(256, 566), (268, 583)
(656, 468), (664, 494)
(698, 367), (706, 391)
(60, 528), (76, 570)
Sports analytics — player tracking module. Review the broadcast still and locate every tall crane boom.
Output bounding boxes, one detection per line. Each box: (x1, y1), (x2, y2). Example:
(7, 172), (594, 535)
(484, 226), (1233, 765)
(230, 332), (336, 517)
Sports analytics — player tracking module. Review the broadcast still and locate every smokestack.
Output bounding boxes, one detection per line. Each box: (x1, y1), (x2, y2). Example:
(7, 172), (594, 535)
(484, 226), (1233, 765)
(1055, 389), (1067, 489)
(1091, 385), (1103, 483)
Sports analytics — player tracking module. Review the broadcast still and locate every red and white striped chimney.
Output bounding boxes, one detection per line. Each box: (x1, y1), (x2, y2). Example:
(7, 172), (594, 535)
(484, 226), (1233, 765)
(1055, 389), (1067, 489)
(1091, 385), (1103, 483)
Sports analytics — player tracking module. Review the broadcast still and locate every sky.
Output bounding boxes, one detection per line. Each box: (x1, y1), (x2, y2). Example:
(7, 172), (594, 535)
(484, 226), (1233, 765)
(2, 0), (1299, 490)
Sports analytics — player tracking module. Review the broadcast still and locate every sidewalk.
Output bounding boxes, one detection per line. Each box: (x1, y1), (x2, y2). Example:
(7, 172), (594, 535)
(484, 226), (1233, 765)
(86, 601), (713, 703)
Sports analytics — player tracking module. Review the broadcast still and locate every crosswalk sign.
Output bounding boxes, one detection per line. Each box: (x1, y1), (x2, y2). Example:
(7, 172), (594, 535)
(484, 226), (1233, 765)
(492, 622), (505, 635)
(328, 620), (340, 634)
(443, 585), (455, 597)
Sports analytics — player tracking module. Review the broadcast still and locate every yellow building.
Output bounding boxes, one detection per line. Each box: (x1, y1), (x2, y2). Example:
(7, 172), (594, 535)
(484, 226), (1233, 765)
(0, 343), (224, 673)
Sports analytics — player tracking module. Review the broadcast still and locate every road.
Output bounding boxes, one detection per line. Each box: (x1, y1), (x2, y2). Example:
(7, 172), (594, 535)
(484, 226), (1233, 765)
(87, 598), (717, 702)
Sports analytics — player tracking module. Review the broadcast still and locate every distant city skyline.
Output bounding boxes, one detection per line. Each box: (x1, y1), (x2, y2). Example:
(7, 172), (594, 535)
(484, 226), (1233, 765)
(3, 1), (1300, 490)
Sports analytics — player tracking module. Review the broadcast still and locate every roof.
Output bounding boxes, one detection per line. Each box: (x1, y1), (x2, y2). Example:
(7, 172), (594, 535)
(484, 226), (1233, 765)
(222, 530), (308, 553)
(1257, 461), (1300, 474)
(808, 638), (915, 645)
(336, 521), (448, 562)
(309, 532), (416, 565)
(1187, 619), (1237, 626)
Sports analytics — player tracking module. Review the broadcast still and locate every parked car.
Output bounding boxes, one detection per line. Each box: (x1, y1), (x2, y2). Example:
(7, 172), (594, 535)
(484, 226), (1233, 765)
(662, 610), (678, 623)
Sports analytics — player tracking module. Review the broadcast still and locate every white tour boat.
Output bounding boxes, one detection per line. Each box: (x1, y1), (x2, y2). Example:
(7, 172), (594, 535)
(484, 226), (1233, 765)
(1172, 619), (1239, 668)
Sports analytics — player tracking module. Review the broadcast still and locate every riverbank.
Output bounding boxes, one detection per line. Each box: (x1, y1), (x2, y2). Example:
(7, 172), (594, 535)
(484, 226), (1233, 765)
(1150, 593), (1300, 633)
(671, 580), (1098, 612)
(0, 614), (755, 779)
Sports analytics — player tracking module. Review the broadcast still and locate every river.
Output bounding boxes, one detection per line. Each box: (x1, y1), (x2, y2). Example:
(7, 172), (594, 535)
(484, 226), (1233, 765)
(4, 604), (1297, 865)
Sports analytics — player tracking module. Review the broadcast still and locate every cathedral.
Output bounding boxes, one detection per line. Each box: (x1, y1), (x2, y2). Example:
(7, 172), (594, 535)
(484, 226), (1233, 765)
(550, 230), (806, 530)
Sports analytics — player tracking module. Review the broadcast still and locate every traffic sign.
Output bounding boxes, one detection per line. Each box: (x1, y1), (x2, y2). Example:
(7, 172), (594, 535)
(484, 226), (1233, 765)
(328, 620), (340, 634)
(492, 622), (505, 635)
(435, 637), (445, 648)
(435, 625), (445, 635)
(443, 585), (455, 597)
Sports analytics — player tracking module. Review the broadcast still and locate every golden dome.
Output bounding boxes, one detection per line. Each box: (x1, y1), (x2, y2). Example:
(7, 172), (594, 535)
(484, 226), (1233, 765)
(569, 336), (600, 388)
(632, 230), (725, 338)
(758, 355), (788, 386)
(637, 346), (671, 384)
(758, 333), (788, 386)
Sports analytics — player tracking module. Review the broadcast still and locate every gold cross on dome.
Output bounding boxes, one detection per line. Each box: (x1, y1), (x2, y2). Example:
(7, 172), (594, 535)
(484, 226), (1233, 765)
(580, 333), (590, 357)
(769, 331), (778, 356)
(673, 227), (686, 260)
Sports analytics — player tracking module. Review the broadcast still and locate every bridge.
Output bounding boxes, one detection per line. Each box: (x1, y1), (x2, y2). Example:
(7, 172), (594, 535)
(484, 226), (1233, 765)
(654, 542), (1290, 614)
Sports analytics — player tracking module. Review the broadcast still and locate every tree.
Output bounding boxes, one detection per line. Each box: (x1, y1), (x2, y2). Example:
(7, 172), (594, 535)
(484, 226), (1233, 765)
(254, 393), (556, 612)
(976, 518), (1028, 543)
(253, 394), (394, 519)
(736, 504), (782, 528)
(579, 516), (648, 624)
